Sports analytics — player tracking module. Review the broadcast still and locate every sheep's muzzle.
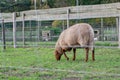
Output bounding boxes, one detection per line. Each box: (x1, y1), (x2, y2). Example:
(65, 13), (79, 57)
(54, 50), (62, 61)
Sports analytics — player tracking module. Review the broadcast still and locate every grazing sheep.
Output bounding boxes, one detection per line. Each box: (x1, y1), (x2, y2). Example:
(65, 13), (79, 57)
(54, 23), (95, 62)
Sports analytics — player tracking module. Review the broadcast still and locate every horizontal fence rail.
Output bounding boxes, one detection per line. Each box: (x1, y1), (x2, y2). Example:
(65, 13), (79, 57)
(1, 2), (120, 22)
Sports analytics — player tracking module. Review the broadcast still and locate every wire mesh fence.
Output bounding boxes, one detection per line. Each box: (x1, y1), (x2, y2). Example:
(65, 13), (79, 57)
(0, 2), (120, 80)
(0, 18), (119, 47)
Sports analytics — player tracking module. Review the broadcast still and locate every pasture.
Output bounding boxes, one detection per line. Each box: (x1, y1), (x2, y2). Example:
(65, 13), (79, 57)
(0, 42), (120, 80)
(1, 2), (120, 80)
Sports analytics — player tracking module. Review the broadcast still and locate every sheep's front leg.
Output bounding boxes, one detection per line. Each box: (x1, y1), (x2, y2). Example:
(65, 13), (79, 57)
(92, 48), (95, 61)
(73, 48), (76, 61)
(63, 52), (69, 60)
(85, 48), (89, 62)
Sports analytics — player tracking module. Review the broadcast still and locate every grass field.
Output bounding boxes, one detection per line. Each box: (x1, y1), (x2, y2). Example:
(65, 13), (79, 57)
(0, 42), (120, 80)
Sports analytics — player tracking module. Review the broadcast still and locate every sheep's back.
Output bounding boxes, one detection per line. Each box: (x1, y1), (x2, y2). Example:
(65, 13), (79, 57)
(56, 23), (94, 50)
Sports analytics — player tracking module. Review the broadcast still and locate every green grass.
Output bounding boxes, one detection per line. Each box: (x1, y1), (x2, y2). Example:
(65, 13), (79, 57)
(95, 41), (118, 46)
(0, 47), (120, 80)
(1, 41), (119, 49)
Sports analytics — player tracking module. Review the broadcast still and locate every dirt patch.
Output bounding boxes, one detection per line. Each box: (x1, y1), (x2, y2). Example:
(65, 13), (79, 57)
(62, 77), (81, 80)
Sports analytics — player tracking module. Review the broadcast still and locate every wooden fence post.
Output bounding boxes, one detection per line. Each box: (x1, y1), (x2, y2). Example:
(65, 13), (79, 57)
(13, 12), (17, 48)
(22, 13), (25, 46)
(1, 19), (6, 50)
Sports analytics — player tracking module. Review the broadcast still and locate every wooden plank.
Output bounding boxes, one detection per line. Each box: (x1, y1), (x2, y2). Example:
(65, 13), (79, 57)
(3, 9), (120, 22)
(1, 13), (12, 18)
(2, 2), (118, 18)
(2, 3), (120, 22)
(25, 9), (120, 21)
(23, 3), (120, 15)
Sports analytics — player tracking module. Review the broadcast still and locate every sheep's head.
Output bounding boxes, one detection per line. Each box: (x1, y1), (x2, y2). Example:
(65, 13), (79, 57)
(54, 50), (63, 61)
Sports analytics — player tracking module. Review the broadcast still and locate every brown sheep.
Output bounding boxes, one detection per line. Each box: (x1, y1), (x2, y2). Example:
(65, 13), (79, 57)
(54, 23), (95, 62)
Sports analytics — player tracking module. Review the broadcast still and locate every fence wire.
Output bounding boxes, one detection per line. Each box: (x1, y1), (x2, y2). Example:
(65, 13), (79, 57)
(0, 2), (120, 80)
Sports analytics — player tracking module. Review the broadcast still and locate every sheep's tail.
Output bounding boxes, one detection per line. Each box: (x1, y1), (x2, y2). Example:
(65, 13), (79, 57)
(88, 27), (94, 51)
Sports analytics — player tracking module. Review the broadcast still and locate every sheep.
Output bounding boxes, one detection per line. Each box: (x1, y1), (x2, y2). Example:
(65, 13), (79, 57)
(54, 23), (95, 62)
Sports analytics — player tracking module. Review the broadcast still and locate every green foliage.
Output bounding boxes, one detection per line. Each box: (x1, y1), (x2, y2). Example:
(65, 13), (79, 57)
(1, 0), (120, 12)
(52, 20), (76, 28)
(100, 0), (120, 4)
(42, 26), (62, 36)
(52, 20), (63, 27)
(80, 0), (101, 5)
(47, 0), (57, 8)
(0, 0), (31, 12)
(104, 17), (116, 26)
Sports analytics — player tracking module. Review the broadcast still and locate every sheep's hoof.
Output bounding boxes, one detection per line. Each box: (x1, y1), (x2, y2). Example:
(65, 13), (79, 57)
(72, 58), (75, 61)
(67, 58), (69, 60)
(85, 59), (88, 62)
(57, 60), (60, 61)
(92, 59), (95, 61)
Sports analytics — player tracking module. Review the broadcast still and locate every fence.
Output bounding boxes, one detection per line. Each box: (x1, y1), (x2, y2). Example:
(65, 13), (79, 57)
(0, 2), (120, 80)
(0, 2), (120, 49)
(0, 19), (119, 48)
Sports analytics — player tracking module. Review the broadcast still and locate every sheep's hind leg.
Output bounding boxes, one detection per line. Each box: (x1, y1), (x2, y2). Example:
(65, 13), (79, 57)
(85, 47), (89, 62)
(73, 48), (76, 61)
(63, 52), (69, 60)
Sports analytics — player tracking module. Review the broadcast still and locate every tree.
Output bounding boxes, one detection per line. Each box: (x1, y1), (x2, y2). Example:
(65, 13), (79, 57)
(0, 0), (31, 12)
(47, 0), (56, 8)
(101, 0), (120, 4)
(52, 20), (62, 27)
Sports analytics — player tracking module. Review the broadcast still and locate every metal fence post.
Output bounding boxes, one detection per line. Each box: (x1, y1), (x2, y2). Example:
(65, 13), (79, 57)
(67, 9), (70, 28)
(22, 13), (25, 46)
(13, 12), (17, 48)
(37, 20), (40, 41)
(1, 19), (6, 50)
(118, 16), (120, 48)
(101, 18), (104, 41)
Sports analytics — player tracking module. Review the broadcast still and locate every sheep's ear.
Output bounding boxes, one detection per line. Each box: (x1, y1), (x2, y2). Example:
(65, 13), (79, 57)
(54, 50), (61, 61)
(55, 50), (57, 53)
(55, 50), (58, 54)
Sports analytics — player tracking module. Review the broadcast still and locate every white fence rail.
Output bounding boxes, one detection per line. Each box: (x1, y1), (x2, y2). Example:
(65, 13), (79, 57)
(1, 2), (120, 22)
